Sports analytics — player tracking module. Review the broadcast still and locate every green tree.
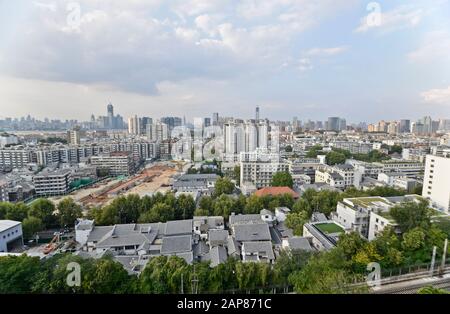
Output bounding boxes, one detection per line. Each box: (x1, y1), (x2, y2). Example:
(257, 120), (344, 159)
(5, 202), (29, 221)
(0, 202), (14, 219)
(285, 211), (309, 236)
(213, 195), (235, 218)
(194, 208), (210, 216)
(244, 195), (264, 214)
(305, 145), (323, 158)
(83, 258), (137, 293)
(214, 177), (235, 197)
(233, 165), (241, 185)
(273, 249), (313, 285)
(28, 198), (56, 228)
(57, 198), (83, 227)
(22, 216), (44, 240)
(325, 151), (347, 165)
(402, 227), (426, 251)
(271, 172), (293, 188)
(418, 286), (449, 294)
(0, 255), (42, 293)
(389, 199), (431, 233)
(139, 203), (174, 223)
(175, 194), (196, 220)
(289, 249), (362, 294)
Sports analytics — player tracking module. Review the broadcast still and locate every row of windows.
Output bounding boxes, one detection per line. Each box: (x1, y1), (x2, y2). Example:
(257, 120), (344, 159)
(1, 229), (20, 240)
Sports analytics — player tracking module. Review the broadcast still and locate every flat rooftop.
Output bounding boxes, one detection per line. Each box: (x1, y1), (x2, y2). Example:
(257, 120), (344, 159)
(314, 222), (344, 235)
(0, 220), (21, 232)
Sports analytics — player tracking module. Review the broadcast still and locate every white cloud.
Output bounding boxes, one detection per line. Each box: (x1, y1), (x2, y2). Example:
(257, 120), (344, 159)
(408, 30), (450, 63)
(421, 86), (450, 105)
(0, 0), (358, 97)
(305, 46), (349, 57)
(355, 5), (424, 33)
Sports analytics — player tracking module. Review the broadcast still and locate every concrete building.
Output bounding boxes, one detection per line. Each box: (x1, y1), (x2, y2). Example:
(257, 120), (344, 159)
(67, 128), (81, 145)
(223, 120), (269, 161)
(315, 164), (355, 189)
(0, 146), (31, 171)
(240, 151), (289, 188)
(128, 115), (141, 135)
(0, 133), (19, 148)
(423, 155), (450, 213)
(33, 168), (72, 196)
(147, 122), (169, 141)
(173, 173), (219, 194)
(375, 160), (424, 177)
(332, 195), (425, 240)
(303, 220), (345, 251)
(0, 220), (23, 253)
(90, 152), (135, 176)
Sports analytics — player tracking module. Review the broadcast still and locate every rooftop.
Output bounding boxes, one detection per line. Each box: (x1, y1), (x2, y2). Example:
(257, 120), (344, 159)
(314, 222), (344, 235)
(254, 186), (299, 198)
(0, 220), (21, 232)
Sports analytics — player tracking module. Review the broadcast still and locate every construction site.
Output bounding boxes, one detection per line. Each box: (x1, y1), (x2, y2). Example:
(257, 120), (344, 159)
(69, 162), (184, 208)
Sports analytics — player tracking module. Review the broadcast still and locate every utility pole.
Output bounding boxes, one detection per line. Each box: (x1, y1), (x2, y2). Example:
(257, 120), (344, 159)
(191, 265), (199, 294)
(430, 246), (437, 277)
(181, 273), (184, 294)
(439, 239), (448, 277)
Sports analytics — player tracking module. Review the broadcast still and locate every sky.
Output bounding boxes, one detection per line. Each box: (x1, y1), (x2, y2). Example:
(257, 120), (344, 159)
(0, 0), (449, 123)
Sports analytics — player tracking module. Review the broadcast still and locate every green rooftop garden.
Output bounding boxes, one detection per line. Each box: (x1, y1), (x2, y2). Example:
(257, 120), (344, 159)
(315, 222), (344, 234)
(350, 197), (390, 207)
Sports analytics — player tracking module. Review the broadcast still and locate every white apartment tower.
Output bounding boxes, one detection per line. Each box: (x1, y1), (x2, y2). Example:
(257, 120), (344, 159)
(128, 115), (141, 135)
(422, 155), (450, 213)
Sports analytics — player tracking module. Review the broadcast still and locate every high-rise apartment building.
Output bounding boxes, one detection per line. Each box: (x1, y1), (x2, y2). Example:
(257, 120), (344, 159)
(147, 122), (169, 141)
(67, 128), (81, 145)
(128, 115), (141, 135)
(399, 119), (411, 133)
(107, 103), (114, 129)
(327, 117), (340, 132)
(161, 117), (182, 131)
(212, 113), (219, 126)
(422, 155), (450, 213)
(223, 120), (269, 159)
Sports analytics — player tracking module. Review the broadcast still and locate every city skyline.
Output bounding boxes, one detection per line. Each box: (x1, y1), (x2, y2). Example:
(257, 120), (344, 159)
(1, 0), (450, 121)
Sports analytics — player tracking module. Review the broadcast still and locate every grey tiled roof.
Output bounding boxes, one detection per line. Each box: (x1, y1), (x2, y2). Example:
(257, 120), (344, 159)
(161, 235), (192, 254)
(287, 237), (313, 251)
(242, 241), (275, 260)
(210, 246), (228, 267)
(164, 220), (193, 236)
(233, 223), (271, 242)
(208, 229), (229, 243)
(229, 214), (261, 226)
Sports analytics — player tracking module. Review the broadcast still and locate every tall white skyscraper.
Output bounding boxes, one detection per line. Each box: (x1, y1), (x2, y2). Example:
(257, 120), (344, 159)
(128, 115), (141, 135)
(147, 122), (169, 141)
(224, 120), (269, 160)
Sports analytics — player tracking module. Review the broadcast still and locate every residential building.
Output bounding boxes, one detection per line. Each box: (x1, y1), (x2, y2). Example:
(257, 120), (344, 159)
(423, 155), (450, 213)
(240, 151), (289, 188)
(33, 168), (72, 196)
(90, 152), (135, 176)
(303, 220), (345, 250)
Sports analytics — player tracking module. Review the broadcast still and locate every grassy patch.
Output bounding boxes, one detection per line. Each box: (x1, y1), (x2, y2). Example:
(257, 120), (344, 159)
(315, 222), (344, 234)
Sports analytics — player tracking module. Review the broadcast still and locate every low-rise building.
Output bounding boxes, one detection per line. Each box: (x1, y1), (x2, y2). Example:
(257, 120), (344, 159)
(173, 173), (218, 194)
(303, 221), (345, 251)
(90, 152), (135, 176)
(0, 220), (23, 253)
(33, 168), (72, 196)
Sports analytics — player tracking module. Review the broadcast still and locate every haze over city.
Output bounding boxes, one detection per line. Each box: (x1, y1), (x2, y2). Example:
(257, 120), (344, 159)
(1, 0), (450, 121)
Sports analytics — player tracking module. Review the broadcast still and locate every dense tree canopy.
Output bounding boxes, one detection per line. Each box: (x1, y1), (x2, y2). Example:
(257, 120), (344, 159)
(271, 172), (293, 188)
